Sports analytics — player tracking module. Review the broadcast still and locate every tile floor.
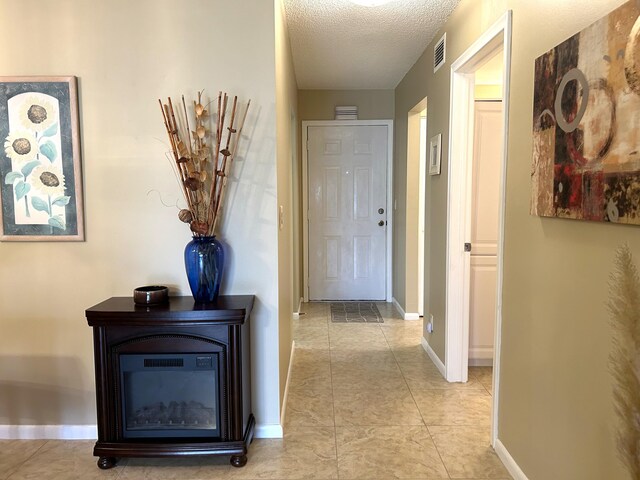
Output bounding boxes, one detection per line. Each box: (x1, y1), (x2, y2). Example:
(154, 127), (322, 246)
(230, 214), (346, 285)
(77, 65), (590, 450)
(0, 302), (509, 479)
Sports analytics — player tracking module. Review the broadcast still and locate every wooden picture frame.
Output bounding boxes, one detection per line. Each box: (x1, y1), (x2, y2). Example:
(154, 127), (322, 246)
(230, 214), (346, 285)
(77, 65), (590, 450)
(0, 76), (84, 241)
(429, 133), (442, 176)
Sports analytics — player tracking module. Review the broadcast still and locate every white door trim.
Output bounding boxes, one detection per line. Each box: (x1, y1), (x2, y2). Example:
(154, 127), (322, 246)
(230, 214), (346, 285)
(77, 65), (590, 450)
(302, 120), (393, 302)
(445, 11), (512, 447)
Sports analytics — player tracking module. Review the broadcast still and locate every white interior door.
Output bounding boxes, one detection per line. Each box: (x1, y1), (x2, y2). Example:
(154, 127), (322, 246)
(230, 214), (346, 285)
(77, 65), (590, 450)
(307, 125), (387, 300)
(469, 101), (502, 363)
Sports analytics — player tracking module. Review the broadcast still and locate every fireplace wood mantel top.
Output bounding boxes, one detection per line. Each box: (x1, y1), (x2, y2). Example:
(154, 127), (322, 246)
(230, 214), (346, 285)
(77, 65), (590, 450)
(86, 295), (254, 326)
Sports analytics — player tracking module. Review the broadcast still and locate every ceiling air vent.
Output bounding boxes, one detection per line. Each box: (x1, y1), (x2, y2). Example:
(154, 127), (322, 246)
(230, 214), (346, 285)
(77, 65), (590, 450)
(434, 33), (446, 73)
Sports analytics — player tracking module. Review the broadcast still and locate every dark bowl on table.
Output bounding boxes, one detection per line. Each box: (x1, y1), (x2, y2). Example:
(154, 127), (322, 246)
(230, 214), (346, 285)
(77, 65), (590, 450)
(133, 286), (169, 306)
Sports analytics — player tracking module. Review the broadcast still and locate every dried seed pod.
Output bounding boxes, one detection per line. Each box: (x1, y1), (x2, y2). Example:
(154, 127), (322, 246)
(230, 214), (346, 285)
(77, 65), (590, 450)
(220, 148), (231, 157)
(198, 171), (208, 182)
(195, 103), (205, 116)
(177, 141), (189, 157)
(184, 177), (201, 191)
(196, 126), (206, 139)
(190, 221), (209, 235)
(177, 156), (189, 163)
(227, 127), (237, 133)
(178, 209), (193, 223)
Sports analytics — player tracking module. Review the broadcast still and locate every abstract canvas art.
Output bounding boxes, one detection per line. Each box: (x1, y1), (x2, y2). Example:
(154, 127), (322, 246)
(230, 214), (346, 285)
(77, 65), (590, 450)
(0, 76), (84, 240)
(531, 0), (640, 225)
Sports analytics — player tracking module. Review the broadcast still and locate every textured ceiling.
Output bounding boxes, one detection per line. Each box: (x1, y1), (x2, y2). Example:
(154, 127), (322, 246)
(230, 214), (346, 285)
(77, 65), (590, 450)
(283, 0), (460, 90)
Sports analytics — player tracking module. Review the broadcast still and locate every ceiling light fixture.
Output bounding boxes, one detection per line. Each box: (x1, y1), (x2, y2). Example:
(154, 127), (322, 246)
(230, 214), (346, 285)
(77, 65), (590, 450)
(349, 0), (394, 7)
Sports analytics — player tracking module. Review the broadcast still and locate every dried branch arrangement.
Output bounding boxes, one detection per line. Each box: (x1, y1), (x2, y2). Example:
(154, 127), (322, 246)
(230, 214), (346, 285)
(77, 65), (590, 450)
(608, 243), (640, 479)
(159, 91), (250, 237)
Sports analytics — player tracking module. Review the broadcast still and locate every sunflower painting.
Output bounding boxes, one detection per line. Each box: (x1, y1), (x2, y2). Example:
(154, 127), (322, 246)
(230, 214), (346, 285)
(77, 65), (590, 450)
(0, 76), (84, 240)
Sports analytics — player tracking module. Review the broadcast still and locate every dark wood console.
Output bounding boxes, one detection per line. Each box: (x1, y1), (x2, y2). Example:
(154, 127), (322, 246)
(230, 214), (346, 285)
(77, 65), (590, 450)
(86, 295), (254, 469)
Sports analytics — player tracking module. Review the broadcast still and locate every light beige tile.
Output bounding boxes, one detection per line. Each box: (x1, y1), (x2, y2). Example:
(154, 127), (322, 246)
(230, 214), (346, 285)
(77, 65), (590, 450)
(289, 370), (332, 393)
(469, 366), (493, 394)
(284, 389), (335, 427)
(226, 427), (338, 479)
(293, 347), (331, 366)
(429, 426), (509, 479)
(299, 302), (329, 316)
(373, 302), (403, 320)
(333, 386), (423, 426)
(336, 426), (448, 479)
(400, 362), (485, 391)
(295, 313), (329, 326)
(0, 440), (46, 479)
(293, 324), (330, 349)
(120, 456), (230, 479)
(290, 349), (332, 392)
(330, 360), (405, 391)
(6, 440), (125, 479)
(380, 326), (424, 349)
(391, 344), (432, 365)
(413, 390), (492, 426)
(329, 349), (397, 366)
(329, 323), (383, 335)
(329, 325), (389, 351)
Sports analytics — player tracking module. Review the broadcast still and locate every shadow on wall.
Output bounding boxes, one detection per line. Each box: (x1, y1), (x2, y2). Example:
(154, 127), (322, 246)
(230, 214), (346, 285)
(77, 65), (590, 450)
(0, 356), (96, 425)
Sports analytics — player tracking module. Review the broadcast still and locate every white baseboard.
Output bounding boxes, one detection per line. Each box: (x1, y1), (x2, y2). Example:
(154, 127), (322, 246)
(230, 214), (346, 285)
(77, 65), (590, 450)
(494, 438), (529, 479)
(0, 421), (287, 441)
(392, 297), (420, 321)
(254, 423), (284, 438)
(421, 336), (446, 377)
(0, 424), (97, 439)
(280, 340), (296, 427)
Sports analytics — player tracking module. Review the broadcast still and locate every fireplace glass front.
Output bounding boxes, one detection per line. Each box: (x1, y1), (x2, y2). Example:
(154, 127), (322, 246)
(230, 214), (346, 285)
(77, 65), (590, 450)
(120, 353), (220, 439)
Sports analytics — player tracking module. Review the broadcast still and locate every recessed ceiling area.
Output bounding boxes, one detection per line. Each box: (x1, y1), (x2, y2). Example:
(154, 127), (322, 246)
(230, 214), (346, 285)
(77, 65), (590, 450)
(283, 0), (460, 90)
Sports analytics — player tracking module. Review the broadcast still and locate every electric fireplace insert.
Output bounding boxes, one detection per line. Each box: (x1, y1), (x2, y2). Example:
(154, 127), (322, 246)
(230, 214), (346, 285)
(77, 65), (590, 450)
(120, 353), (220, 439)
(86, 295), (254, 469)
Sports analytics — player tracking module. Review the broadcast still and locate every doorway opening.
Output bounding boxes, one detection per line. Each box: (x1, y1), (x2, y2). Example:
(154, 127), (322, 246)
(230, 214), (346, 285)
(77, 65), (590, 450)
(445, 11), (512, 446)
(406, 99), (428, 319)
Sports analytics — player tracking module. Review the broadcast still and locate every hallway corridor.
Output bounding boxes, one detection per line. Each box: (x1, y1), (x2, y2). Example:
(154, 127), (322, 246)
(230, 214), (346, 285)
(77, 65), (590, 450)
(269, 301), (510, 479)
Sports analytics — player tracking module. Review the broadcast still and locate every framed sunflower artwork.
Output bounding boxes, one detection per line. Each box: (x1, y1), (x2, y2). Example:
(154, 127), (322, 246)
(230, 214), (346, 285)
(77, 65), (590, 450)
(0, 76), (84, 241)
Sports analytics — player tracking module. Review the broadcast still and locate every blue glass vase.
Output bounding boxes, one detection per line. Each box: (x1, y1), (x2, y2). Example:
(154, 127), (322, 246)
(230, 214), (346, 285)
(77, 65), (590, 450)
(184, 235), (224, 303)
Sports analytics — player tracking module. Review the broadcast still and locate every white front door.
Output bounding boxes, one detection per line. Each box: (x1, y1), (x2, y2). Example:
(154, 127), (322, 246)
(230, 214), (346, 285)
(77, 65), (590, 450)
(469, 101), (502, 363)
(307, 125), (388, 300)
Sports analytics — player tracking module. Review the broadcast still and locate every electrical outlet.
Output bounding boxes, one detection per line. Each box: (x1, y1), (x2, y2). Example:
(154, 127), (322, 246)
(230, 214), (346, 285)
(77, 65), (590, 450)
(425, 314), (434, 334)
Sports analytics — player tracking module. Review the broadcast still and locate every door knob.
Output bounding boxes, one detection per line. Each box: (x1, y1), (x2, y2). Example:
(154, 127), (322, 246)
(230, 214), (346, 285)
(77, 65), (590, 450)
(378, 220), (385, 226)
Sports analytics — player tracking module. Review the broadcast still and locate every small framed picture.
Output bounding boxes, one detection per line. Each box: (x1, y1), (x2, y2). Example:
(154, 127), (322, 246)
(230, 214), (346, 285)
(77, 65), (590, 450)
(429, 133), (442, 176)
(0, 76), (84, 241)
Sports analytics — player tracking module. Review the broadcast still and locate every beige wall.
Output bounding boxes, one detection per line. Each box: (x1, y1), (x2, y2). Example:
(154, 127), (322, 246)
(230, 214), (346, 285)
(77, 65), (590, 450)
(475, 84), (502, 99)
(0, 0), (283, 431)
(298, 90), (394, 121)
(501, 0), (636, 477)
(395, 0), (638, 477)
(274, 0), (298, 410)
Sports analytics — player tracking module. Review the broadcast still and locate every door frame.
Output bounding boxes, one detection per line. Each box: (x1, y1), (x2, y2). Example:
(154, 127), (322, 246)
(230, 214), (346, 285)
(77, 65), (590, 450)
(444, 11), (512, 446)
(302, 120), (394, 302)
